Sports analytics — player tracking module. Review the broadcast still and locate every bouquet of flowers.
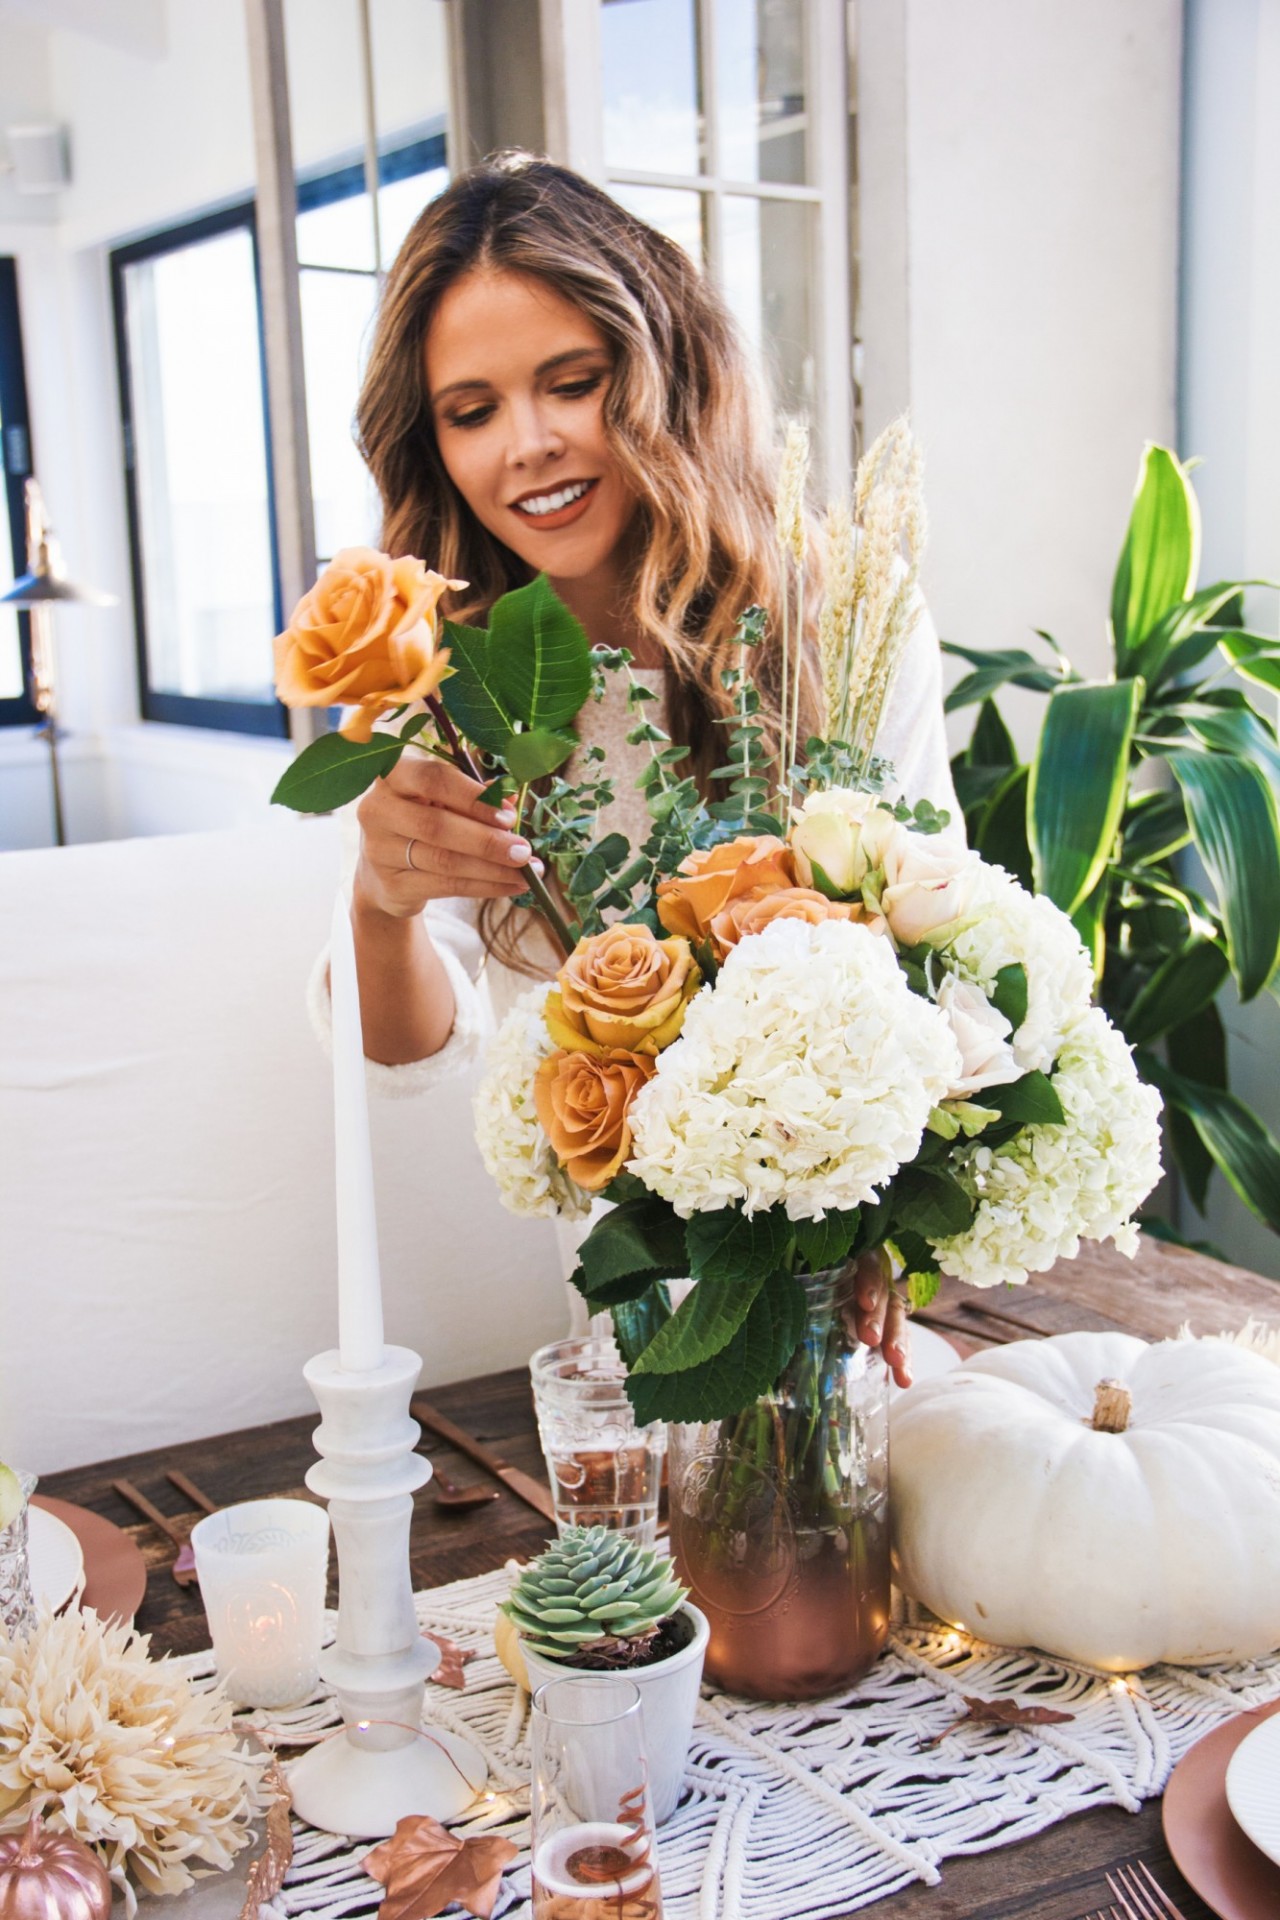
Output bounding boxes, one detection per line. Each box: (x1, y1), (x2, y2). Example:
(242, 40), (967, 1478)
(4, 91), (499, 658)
(272, 424), (1163, 1429)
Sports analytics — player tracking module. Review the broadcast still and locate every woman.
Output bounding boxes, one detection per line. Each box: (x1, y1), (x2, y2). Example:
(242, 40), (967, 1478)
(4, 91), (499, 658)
(316, 152), (955, 1379)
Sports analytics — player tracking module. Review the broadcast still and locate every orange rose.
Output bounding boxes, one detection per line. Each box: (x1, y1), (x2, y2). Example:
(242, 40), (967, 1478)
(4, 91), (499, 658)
(274, 547), (463, 742)
(544, 925), (700, 1056)
(655, 836), (796, 945)
(709, 885), (858, 957)
(534, 1048), (656, 1191)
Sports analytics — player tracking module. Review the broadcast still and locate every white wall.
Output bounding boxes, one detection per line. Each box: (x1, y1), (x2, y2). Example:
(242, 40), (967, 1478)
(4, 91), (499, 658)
(1180, 0), (1280, 1278)
(859, 0), (1182, 724)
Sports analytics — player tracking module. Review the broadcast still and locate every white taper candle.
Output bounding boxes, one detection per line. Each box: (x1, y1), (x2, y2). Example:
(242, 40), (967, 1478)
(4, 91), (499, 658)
(329, 888), (386, 1371)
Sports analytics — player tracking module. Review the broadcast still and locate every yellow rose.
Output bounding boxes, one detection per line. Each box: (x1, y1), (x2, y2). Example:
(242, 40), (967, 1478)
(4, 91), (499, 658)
(544, 925), (700, 1056)
(273, 547), (463, 742)
(533, 1048), (656, 1191)
(655, 836), (796, 945)
(708, 884), (859, 956)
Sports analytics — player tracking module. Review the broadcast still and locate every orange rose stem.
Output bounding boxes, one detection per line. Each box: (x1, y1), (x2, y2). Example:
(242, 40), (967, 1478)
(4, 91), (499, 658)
(423, 693), (578, 960)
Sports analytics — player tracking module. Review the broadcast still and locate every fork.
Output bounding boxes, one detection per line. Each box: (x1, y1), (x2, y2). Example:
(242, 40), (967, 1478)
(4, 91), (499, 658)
(111, 1478), (199, 1587)
(1106, 1860), (1190, 1920)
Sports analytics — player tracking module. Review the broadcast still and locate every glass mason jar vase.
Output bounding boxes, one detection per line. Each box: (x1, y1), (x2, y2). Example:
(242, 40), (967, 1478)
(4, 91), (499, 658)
(667, 1269), (889, 1700)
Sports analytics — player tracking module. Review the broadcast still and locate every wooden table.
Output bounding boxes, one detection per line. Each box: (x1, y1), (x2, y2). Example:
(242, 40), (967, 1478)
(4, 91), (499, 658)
(43, 1234), (1280, 1919)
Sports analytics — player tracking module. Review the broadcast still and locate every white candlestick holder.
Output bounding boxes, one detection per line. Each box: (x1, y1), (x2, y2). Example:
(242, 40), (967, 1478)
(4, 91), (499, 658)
(286, 1344), (488, 1836)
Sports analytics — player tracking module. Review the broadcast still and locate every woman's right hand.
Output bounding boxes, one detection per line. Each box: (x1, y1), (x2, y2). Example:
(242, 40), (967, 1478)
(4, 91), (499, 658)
(352, 753), (544, 922)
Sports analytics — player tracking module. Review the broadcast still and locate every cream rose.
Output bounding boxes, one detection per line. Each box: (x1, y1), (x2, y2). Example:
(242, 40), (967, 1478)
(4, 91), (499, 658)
(708, 885), (858, 956)
(533, 1048), (656, 1191)
(656, 836), (796, 944)
(544, 925), (700, 1056)
(274, 546), (461, 742)
(880, 834), (979, 946)
(790, 790), (904, 897)
(934, 974), (1022, 1098)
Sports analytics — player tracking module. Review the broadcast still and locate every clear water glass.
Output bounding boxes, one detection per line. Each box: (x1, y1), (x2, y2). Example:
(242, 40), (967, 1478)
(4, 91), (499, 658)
(530, 1336), (666, 1546)
(0, 1470), (37, 1639)
(530, 1676), (664, 1920)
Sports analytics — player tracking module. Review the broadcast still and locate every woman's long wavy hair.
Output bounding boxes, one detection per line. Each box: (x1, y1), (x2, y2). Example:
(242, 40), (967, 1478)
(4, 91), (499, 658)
(357, 151), (820, 965)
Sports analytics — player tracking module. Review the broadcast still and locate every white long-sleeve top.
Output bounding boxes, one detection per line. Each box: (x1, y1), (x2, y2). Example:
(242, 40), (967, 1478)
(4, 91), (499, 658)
(308, 591), (959, 1094)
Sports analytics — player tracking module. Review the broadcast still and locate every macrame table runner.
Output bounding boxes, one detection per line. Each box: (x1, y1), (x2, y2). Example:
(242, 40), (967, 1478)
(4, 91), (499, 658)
(199, 1565), (1280, 1920)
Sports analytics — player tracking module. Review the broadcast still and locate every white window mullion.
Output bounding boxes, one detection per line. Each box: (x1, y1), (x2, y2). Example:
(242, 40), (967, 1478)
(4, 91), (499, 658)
(809, 0), (853, 495)
(540, 0), (606, 181)
(697, 0), (724, 280)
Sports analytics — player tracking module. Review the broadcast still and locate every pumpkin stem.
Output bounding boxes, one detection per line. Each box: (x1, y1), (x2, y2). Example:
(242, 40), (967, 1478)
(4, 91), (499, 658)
(17, 1808), (43, 1864)
(1090, 1377), (1132, 1433)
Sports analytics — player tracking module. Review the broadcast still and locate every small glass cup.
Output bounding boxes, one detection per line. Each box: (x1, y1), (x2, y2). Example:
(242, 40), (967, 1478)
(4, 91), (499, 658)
(530, 1336), (666, 1546)
(530, 1676), (664, 1920)
(191, 1497), (330, 1708)
(0, 1470), (38, 1639)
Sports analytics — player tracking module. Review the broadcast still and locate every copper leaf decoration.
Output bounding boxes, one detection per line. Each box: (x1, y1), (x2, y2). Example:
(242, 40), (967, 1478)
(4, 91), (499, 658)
(363, 1814), (517, 1920)
(919, 1694), (1076, 1750)
(422, 1630), (477, 1691)
(238, 1760), (294, 1920)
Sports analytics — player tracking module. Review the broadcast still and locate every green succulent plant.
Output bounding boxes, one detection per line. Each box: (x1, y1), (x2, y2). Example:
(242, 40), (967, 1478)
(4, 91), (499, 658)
(503, 1526), (688, 1668)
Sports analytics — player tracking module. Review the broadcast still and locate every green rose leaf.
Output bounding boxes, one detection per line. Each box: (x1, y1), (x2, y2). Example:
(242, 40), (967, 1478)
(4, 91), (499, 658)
(438, 621), (517, 754)
(271, 731), (404, 813)
(488, 574), (594, 730)
(627, 1268), (806, 1423)
(504, 726), (580, 783)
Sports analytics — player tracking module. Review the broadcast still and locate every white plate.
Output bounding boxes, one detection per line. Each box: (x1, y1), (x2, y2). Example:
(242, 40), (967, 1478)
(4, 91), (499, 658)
(892, 1321), (962, 1394)
(1225, 1712), (1280, 1867)
(28, 1506), (85, 1611)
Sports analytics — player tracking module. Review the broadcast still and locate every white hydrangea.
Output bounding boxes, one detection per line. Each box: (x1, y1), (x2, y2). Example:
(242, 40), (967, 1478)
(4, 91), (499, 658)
(930, 1005), (1163, 1288)
(627, 917), (962, 1221)
(944, 863), (1095, 1073)
(472, 983), (593, 1221)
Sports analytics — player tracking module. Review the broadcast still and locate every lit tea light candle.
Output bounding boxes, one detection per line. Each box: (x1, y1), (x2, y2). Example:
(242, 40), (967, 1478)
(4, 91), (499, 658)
(191, 1498), (330, 1709)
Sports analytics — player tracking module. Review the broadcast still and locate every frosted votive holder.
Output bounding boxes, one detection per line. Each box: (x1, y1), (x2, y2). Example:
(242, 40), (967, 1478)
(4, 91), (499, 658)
(191, 1497), (330, 1708)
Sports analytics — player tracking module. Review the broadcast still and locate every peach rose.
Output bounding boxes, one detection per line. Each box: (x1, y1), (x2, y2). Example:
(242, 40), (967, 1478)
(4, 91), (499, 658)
(274, 547), (463, 742)
(708, 885), (860, 956)
(656, 836), (796, 945)
(545, 925), (700, 1056)
(534, 1048), (657, 1191)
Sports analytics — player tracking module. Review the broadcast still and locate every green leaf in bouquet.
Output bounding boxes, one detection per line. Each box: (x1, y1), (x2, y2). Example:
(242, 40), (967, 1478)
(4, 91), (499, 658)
(970, 1069), (1066, 1128)
(1167, 749), (1280, 1000)
(631, 1269), (767, 1375)
(1123, 937), (1229, 1046)
(990, 962), (1029, 1034)
(1029, 679), (1141, 914)
(685, 1205), (793, 1287)
(792, 1209), (863, 1274)
(503, 725), (579, 783)
(626, 1268), (807, 1424)
(271, 731), (404, 812)
(600, 1170), (648, 1204)
(438, 621), (517, 753)
(1110, 444), (1199, 669)
(568, 1264), (660, 1307)
(906, 1271), (942, 1311)
(892, 1227), (941, 1282)
(611, 1284), (673, 1368)
(894, 1167), (977, 1239)
(576, 1195), (688, 1300)
(486, 573), (593, 729)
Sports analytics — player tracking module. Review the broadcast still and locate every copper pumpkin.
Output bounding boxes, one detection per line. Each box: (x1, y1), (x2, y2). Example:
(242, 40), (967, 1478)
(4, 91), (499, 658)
(0, 1812), (112, 1920)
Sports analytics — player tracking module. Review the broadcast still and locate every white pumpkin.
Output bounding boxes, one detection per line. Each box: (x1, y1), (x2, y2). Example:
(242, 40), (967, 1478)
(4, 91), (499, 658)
(890, 1329), (1280, 1671)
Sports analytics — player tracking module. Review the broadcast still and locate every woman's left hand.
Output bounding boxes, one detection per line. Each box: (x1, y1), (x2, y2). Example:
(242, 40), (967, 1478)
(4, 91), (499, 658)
(839, 1248), (912, 1389)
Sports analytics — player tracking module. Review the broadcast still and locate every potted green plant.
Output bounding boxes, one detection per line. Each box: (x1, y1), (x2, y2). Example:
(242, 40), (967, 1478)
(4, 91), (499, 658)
(944, 444), (1280, 1244)
(501, 1527), (708, 1823)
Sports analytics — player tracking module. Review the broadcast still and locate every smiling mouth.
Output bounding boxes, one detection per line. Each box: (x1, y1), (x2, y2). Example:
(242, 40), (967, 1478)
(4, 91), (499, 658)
(509, 478), (599, 527)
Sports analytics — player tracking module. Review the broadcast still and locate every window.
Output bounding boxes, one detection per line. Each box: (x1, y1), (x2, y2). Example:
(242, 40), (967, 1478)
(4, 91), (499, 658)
(112, 135), (446, 735)
(599, 0), (851, 488)
(0, 258), (36, 726)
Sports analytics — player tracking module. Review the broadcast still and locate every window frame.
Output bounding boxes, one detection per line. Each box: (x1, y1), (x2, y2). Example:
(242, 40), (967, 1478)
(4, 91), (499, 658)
(0, 256), (38, 729)
(110, 132), (446, 736)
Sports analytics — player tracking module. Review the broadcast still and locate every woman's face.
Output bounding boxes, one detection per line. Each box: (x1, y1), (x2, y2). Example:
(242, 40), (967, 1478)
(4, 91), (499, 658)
(425, 268), (636, 585)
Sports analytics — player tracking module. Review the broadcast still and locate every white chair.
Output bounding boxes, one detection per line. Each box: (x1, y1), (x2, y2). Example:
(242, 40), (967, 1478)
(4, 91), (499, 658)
(0, 817), (566, 1472)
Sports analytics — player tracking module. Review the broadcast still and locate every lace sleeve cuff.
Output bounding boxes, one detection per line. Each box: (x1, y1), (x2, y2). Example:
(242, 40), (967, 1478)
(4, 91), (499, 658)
(305, 934), (490, 1099)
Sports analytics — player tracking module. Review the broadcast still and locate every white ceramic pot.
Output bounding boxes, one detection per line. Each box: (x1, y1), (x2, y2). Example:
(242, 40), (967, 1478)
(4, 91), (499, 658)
(521, 1602), (708, 1824)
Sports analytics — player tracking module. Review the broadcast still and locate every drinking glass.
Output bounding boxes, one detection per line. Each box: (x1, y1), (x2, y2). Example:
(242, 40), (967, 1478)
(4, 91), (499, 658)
(191, 1497), (330, 1707)
(530, 1336), (665, 1545)
(530, 1676), (664, 1920)
(0, 1470), (37, 1639)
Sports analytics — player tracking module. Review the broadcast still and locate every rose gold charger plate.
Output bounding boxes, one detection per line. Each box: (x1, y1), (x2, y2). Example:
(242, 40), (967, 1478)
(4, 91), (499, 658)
(31, 1494), (148, 1624)
(1162, 1696), (1280, 1918)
